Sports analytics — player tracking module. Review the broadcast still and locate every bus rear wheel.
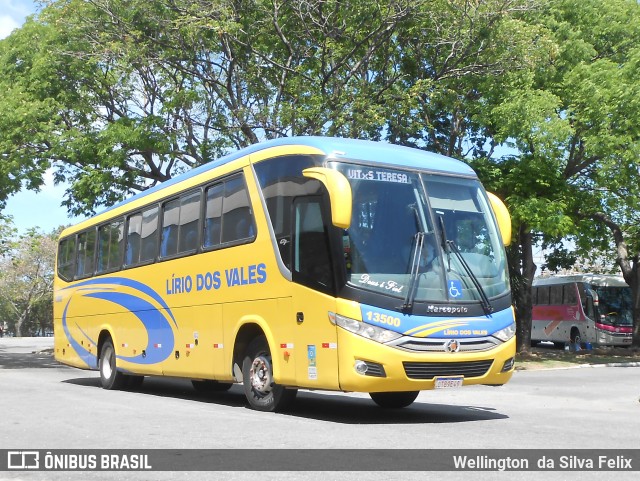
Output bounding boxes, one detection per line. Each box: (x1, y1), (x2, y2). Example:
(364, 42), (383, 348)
(242, 336), (297, 412)
(99, 338), (127, 390)
(370, 391), (419, 409)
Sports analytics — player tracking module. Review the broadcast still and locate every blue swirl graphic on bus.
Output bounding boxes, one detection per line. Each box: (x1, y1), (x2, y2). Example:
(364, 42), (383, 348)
(62, 299), (99, 369)
(61, 277), (177, 327)
(61, 277), (177, 367)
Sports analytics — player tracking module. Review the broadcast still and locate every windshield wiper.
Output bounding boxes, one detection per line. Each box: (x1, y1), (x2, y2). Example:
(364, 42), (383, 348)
(437, 216), (451, 269)
(437, 215), (493, 315)
(400, 232), (425, 313)
(446, 239), (493, 315)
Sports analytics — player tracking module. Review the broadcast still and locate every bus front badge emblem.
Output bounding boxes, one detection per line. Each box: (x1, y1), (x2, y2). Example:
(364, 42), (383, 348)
(444, 340), (460, 353)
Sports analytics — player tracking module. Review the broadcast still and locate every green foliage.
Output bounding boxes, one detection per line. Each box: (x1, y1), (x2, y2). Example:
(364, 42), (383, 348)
(540, 244), (578, 273)
(0, 227), (58, 336)
(0, 0), (543, 215)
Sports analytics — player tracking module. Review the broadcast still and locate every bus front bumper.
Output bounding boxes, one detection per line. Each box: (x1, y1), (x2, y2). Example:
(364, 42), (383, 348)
(336, 329), (516, 393)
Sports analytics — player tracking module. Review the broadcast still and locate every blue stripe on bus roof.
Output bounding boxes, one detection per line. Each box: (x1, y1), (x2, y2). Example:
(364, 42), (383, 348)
(100, 136), (476, 215)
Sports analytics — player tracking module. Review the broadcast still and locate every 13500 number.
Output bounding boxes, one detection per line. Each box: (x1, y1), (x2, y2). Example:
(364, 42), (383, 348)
(366, 311), (401, 327)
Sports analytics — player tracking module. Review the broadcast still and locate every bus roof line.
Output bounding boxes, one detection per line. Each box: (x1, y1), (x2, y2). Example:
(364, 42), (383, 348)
(96, 136), (477, 217)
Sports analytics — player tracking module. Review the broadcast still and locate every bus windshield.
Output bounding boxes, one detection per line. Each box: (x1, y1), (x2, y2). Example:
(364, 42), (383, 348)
(593, 286), (634, 327)
(332, 162), (509, 306)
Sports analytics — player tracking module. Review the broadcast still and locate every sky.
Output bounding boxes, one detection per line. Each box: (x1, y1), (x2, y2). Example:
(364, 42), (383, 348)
(1, 0), (84, 234)
(0, 1), (551, 268)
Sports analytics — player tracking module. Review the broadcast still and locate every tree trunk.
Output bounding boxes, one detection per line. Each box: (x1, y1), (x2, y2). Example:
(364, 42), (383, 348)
(510, 224), (537, 353)
(15, 311), (27, 338)
(625, 260), (640, 348)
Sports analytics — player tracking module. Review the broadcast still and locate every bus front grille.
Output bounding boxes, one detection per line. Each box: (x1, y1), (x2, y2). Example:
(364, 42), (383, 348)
(402, 360), (493, 380)
(393, 337), (498, 352)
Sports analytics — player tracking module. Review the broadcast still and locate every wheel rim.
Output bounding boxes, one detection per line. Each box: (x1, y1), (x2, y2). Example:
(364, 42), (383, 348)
(101, 346), (113, 380)
(249, 354), (272, 394)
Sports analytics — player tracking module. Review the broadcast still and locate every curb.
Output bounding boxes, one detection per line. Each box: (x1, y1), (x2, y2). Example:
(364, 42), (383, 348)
(515, 361), (640, 371)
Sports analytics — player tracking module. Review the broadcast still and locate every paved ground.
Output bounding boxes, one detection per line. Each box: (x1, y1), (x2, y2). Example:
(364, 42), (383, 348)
(1, 337), (639, 481)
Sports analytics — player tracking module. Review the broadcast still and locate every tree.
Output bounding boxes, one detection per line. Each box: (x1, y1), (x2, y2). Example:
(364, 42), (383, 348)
(376, 0), (564, 350)
(3, 0), (639, 349)
(357, 0), (640, 351)
(0, 0), (541, 216)
(0, 228), (57, 337)
(471, 0), (640, 349)
(0, 0), (411, 214)
(386, 0), (546, 156)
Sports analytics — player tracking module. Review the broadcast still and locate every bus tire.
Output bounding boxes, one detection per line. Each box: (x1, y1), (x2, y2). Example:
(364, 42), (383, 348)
(570, 328), (582, 351)
(242, 336), (297, 412)
(369, 391), (419, 409)
(99, 338), (127, 390)
(192, 380), (233, 393)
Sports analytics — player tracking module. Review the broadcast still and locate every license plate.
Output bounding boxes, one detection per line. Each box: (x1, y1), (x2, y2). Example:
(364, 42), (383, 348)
(434, 377), (463, 389)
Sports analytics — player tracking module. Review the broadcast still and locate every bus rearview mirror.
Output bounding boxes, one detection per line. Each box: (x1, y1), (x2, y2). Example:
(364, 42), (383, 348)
(487, 192), (511, 247)
(302, 167), (352, 229)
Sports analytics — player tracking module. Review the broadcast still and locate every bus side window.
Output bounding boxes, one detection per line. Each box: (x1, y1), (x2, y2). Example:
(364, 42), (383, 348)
(204, 175), (255, 249)
(253, 155), (320, 270)
(549, 285), (563, 305)
(537, 286), (549, 305)
(76, 229), (97, 278)
(177, 191), (200, 253)
(161, 199), (180, 258)
(97, 219), (124, 273)
(292, 196), (334, 293)
(125, 213), (143, 266)
(221, 175), (254, 244)
(204, 183), (224, 248)
(577, 283), (595, 317)
(140, 206), (159, 262)
(564, 284), (577, 305)
(57, 237), (76, 281)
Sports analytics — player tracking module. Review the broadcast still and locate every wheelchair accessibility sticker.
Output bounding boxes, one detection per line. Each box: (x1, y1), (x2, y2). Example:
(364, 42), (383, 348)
(448, 280), (463, 299)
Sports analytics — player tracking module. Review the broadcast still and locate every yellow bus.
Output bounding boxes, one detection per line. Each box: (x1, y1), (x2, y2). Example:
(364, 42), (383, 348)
(54, 136), (516, 411)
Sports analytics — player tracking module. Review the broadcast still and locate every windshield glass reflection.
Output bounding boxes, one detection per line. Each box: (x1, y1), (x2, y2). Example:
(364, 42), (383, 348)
(332, 162), (509, 305)
(594, 286), (634, 327)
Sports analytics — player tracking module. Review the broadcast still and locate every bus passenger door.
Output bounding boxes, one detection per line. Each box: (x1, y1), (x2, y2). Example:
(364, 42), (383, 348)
(289, 196), (340, 390)
(582, 289), (598, 344)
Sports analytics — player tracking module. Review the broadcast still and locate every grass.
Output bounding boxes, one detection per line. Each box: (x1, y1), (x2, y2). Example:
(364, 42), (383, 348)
(515, 345), (640, 370)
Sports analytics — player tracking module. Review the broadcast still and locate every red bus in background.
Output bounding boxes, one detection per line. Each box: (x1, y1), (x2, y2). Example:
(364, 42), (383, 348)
(532, 275), (633, 349)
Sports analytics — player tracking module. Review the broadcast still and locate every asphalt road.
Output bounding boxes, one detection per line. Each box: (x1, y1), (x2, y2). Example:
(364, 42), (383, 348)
(1, 337), (639, 481)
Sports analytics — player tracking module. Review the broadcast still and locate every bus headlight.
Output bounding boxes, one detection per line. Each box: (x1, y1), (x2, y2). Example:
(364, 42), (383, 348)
(331, 313), (402, 344)
(493, 322), (516, 342)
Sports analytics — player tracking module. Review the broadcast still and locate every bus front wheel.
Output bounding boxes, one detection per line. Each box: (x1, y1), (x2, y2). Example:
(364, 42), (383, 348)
(242, 336), (297, 412)
(99, 338), (127, 390)
(370, 391), (419, 409)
